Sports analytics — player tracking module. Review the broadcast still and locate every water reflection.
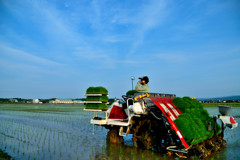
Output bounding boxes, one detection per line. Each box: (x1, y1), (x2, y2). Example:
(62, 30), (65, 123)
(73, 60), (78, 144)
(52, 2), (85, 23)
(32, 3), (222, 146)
(92, 107), (240, 160)
(92, 136), (177, 160)
(0, 105), (239, 160)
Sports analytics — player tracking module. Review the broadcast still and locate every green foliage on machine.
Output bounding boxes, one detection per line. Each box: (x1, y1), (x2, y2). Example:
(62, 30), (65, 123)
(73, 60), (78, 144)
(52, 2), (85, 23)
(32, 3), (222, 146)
(172, 97), (190, 113)
(172, 97), (203, 113)
(86, 96), (108, 102)
(86, 86), (108, 94)
(173, 97), (220, 146)
(85, 86), (109, 110)
(126, 90), (137, 96)
(182, 97), (203, 109)
(85, 103), (108, 110)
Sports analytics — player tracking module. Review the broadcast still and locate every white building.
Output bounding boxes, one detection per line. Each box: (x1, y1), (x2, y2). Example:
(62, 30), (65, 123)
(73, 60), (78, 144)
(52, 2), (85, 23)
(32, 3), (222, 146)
(9, 99), (18, 103)
(49, 99), (83, 104)
(33, 99), (40, 103)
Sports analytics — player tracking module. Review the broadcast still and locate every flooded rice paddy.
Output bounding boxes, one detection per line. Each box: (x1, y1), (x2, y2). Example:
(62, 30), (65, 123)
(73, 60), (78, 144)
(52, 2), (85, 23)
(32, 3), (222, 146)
(0, 104), (239, 160)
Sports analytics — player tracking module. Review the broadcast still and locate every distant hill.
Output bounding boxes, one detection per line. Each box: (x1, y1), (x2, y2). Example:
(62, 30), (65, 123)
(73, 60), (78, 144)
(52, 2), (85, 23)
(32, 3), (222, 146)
(197, 95), (240, 101)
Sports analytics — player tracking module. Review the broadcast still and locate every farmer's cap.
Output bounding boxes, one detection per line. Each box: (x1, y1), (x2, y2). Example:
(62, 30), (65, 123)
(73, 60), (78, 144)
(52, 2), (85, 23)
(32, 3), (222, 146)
(139, 76), (149, 84)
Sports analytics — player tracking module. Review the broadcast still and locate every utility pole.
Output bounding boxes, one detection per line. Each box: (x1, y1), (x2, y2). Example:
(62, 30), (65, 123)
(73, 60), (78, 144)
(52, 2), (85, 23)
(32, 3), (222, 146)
(131, 76), (135, 90)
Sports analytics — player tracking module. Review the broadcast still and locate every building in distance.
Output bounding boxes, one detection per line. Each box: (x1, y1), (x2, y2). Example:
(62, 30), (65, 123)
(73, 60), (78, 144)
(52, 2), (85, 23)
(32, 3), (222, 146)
(49, 98), (83, 104)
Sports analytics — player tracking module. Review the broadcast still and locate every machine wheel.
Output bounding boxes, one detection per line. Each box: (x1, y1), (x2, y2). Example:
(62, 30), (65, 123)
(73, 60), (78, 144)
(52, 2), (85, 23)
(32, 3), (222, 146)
(188, 135), (227, 158)
(131, 117), (154, 149)
(107, 128), (124, 144)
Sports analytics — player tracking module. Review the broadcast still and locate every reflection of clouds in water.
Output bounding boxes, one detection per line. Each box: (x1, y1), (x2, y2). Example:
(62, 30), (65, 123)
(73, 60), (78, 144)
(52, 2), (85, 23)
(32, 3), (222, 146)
(0, 105), (239, 160)
(0, 105), (108, 160)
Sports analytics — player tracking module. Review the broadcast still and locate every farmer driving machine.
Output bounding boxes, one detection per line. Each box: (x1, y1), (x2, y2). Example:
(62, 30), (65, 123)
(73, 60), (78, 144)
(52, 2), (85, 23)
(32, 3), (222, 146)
(84, 87), (238, 158)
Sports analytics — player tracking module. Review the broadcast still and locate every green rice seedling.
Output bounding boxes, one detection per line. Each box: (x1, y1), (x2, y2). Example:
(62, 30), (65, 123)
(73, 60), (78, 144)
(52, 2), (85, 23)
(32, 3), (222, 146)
(86, 86), (108, 94)
(141, 153), (145, 158)
(183, 96), (195, 109)
(48, 142), (50, 152)
(192, 99), (203, 109)
(172, 97), (190, 113)
(126, 90), (137, 96)
(130, 148), (134, 155)
(86, 96), (108, 102)
(85, 103), (108, 110)
(174, 97), (221, 145)
(174, 113), (196, 143)
(86, 87), (95, 94)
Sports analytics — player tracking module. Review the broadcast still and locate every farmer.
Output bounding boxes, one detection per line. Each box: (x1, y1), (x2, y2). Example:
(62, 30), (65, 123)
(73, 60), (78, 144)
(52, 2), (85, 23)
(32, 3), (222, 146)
(135, 76), (150, 93)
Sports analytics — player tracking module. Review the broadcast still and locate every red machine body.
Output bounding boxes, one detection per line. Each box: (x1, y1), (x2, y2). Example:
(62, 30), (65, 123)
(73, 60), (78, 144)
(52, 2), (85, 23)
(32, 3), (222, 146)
(150, 97), (189, 149)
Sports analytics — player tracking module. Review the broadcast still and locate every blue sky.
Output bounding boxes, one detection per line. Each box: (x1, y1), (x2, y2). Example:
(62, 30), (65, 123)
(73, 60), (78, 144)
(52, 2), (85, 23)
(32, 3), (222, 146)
(0, 0), (240, 99)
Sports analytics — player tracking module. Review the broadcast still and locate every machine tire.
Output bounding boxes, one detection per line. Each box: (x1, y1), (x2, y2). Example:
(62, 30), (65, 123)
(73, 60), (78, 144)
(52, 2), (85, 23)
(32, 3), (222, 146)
(131, 117), (154, 149)
(107, 128), (124, 144)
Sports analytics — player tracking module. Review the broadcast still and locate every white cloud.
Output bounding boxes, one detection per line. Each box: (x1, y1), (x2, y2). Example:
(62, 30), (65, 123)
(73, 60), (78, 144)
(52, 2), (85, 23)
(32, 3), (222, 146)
(73, 46), (109, 60)
(153, 53), (188, 63)
(0, 45), (63, 66)
(103, 36), (128, 43)
(127, 0), (169, 55)
(0, 58), (54, 75)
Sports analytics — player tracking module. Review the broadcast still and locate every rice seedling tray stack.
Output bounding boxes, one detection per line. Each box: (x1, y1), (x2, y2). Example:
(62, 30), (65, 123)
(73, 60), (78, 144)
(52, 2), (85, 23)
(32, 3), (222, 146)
(173, 97), (221, 146)
(84, 86), (109, 111)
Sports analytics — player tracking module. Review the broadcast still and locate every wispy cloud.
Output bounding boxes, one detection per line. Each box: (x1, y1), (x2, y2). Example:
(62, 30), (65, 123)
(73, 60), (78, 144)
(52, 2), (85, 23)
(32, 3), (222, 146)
(2, 0), (85, 45)
(73, 45), (143, 69)
(0, 58), (55, 75)
(153, 53), (188, 63)
(127, 0), (169, 55)
(103, 36), (128, 43)
(73, 46), (110, 60)
(1, 0), (239, 98)
(0, 44), (63, 66)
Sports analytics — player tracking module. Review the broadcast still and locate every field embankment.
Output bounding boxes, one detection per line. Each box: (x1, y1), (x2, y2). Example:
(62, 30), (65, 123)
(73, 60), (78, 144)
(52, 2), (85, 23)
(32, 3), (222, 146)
(202, 103), (240, 107)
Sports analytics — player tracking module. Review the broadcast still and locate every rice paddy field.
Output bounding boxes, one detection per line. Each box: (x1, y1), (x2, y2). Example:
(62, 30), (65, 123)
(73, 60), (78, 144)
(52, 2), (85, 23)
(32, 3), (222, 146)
(0, 104), (239, 160)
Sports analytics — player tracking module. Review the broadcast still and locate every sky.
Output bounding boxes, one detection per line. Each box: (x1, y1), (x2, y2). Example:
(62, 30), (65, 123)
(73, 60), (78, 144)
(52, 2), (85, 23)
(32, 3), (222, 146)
(0, 0), (240, 99)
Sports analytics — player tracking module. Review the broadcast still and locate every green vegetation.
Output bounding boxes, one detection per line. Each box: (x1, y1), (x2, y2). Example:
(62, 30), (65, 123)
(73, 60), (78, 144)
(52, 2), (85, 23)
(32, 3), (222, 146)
(172, 97), (203, 113)
(126, 90), (137, 96)
(85, 86), (109, 110)
(86, 87), (108, 94)
(86, 96), (108, 102)
(172, 97), (190, 113)
(85, 103), (108, 110)
(202, 103), (240, 107)
(173, 97), (221, 145)
(0, 149), (13, 160)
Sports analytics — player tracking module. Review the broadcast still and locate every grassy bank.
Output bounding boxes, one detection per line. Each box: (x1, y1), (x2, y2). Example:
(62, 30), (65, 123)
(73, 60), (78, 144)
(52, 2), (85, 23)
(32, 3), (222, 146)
(0, 150), (13, 160)
(202, 103), (240, 107)
(0, 104), (85, 112)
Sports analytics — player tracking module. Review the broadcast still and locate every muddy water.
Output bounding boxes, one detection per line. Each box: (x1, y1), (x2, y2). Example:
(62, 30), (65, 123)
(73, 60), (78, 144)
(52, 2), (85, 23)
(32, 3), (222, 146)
(0, 104), (239, 160)
(205, 107), (240, 160)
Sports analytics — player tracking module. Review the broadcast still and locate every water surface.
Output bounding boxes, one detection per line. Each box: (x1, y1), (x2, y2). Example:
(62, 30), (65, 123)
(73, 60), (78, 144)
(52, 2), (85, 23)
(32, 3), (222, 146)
(0, 104), (239, 160)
